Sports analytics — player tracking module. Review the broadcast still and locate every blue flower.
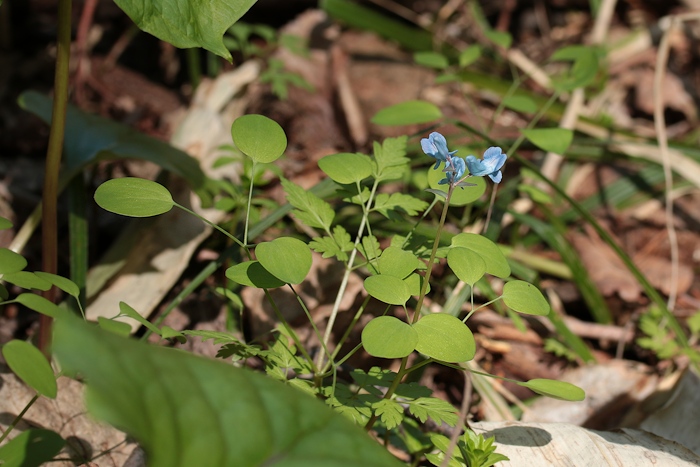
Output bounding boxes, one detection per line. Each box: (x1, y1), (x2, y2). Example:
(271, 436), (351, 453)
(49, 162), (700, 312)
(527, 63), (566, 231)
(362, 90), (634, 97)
(465, 147), (507, 183)
(439, 156), (466, 185)
(421, 132), (457, 169)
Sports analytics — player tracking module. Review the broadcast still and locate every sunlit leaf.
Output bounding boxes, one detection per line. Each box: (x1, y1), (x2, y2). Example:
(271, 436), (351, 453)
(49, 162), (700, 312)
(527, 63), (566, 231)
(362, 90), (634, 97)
(458, 45), (481, 68)
(378, 246), (418, 279)
(119, 302), (161, 335)
(14, 294), (64, 318)
(0, 429), (65, 467)
(518, 378), (585, 401)
(413, 314), (475, 362)
(362, 316), (418, 358)
(3, 272), (51, 291)
(502, 280), (550, 316)
(447, 248), (486, 286)
(34, 272), (80, 298)
(364, 275), (411, 305)
(450, 233), (510, 278)
(231, 114), (287, 163)
(521, 128), (573, 154)
(318, 153), (374, 184)
(226, 261), (286, 289)
(256, 237), (311, 285)
(94, 178), (174, 217)
(414, 52), (448, 69)
(3, 340), (57, 398)
(371, 101), (442, 126)
(503, 95), (538, 114)
(0, 248), (27, 275)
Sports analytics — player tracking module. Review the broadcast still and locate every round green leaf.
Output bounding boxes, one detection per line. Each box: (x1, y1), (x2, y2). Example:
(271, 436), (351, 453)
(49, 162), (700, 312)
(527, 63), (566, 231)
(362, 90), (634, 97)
(15, 293), (65, 318)
(0, 216), (12, 229)
(521, 128), (573, 155)
(414, 52), (448, 69)
(225, 261), (286, 289)
(94, 178), (174, 217)
(518, 378), (586, 401)
(3, 340), (57, 398)
(378, 246), (418, 279)
(34, 272), (80, 298)
(371, 100), (443, 126)
(451, 233), (511, 278)
(3, 271), (51, 291)
(318, 153), (374, 184)
(231, 114), (287, 163)
(0, 429), (65, 467)
(0, 248), (27, 274)
(459, 45), (481, 68)
(413, 313), (475, 362)
(256, 237), (311, 285)
(364, 275), (411, 306)
(447, 248), (486, 286)
(502, 280), (550, 316)
(404, 272), (429, 296)
(362, 316), (418, 359)
(503, 95), (538, 113)
(428, 167), (486, 206)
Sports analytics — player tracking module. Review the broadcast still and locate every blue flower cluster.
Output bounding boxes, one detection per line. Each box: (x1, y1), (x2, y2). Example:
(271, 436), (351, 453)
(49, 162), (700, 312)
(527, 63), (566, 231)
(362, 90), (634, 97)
(421, 132), (507, 186)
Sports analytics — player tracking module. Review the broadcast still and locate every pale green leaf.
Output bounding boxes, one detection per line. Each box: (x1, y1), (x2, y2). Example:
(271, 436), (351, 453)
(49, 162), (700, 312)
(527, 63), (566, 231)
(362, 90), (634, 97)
(447, 248), (486, 286)
(34, 272), (80, 298)
(3, 340), (57, 398)
(450, 233), (510, 278)
(413, 314), (475, 362)
(281, 178), (334, 230)
(318, 153), (374, 184)
(256, 237), (311, 285)
(364, 275), (411, 305)
(518, 378), (586, 401)
(377, 246), (418, 279)
(0, 248), (27, 275)
(372, 399), (404, 430)
(3, 272), (51, 291)
(458, 45), (481, 68)
(226, 261), (286, 288)
(371, 193), (428, 218)
(521, 128), (573, 154)
(503, 95), (538, 114)
(231, 115), (287, 163)
(94, 178), (174, 217)
(501, 280), (550, 316)
(414, 52), (448, 69)
(15, 294), (64, 318)
(362, 316), (418, 358)
(119, 302), (162, 335)
(372, 136), (409, 182)
(371, 101), (442, 126)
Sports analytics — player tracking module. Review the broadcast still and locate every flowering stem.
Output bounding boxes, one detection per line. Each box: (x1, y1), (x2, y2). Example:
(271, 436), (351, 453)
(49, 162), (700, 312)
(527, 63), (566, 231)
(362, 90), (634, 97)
(412, 186), (453, 324)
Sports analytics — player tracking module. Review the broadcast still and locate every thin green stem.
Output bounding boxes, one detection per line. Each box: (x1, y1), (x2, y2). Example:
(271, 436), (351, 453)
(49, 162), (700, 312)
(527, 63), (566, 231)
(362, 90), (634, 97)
(412, 188), (453, 324)
(0, 394), (39, 443)
(38, 0), (71, 355)
(289, 284), (331, 365)
(243, 163), (256, 246)
(318, 180), (380, 373)
(173, 202), (250, 256)
(330, 295), (371, 362)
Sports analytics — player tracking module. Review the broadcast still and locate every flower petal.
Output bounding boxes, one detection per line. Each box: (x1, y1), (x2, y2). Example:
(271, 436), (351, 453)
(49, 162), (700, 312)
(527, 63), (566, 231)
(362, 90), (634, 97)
(428, 132), (450, 160)
(489, 171), (503, 184)
(465, 155), (488, 176)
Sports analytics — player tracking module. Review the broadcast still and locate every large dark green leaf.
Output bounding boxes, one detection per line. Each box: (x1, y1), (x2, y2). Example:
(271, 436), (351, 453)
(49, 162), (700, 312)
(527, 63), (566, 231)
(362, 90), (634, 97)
(18, 92), (207, 192)
(114, 0), (257, 60)
(53, 318), (400, 467)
